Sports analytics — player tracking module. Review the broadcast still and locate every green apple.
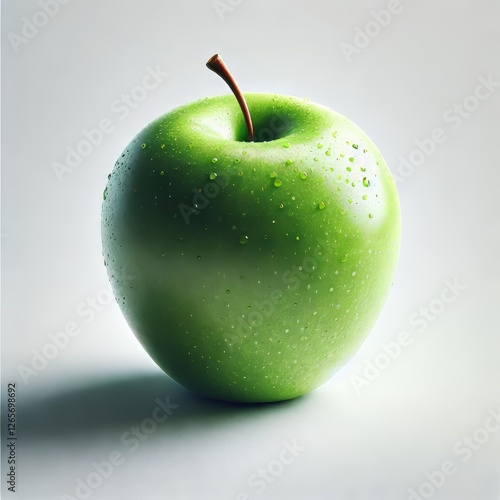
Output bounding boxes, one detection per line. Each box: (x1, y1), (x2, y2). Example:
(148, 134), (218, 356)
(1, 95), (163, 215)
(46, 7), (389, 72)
(101, 57), (401, 403)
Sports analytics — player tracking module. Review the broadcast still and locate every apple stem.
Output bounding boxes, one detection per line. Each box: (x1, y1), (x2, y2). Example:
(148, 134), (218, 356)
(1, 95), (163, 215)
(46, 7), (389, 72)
(206, 54), (255, 142)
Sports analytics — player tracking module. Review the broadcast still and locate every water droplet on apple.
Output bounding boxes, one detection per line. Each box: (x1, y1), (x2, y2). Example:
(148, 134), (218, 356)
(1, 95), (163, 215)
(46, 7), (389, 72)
(160, 171), (165, 176)
(279, 203), (284, 209)
(329, 287), (334, 292)
(226, 289), (230, 294)
(349, 157), (354, 162)
(270, 172), (277, 178)
(240, 235), (249, 245)
(285, 159), (293, 166)
(274, 179), (282, 187)
(340, 208), (346, 215)
(197, 256), (202, 261)
(234, 158), (240, 164)
(341, 254), (348, 263)
(263, 234), (268, 240)
(346, 166), (352, 172)
(325, 150), (331, 156)
(300, 172), (308, 180)
(352, 144), (359, 149)
(317, 143), (323, 149)
(352, 271), (356, 276)
(362, 195), (368, 200)
(102, 188), (108, 200)
(212, 158), (218, 163)
(318, 202), (326, 210)
(369, 213), (374, 219)
(209, 172), (217, 180)
(363, 177), (370, 187)
(247, 306), (252, 311)
(141, 143), (146, 149)
(283, 142), (290, 148)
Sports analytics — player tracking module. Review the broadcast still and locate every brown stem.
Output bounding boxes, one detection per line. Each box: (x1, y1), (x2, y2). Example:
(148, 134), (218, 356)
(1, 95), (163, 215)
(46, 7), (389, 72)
(206, 54), (254, 142)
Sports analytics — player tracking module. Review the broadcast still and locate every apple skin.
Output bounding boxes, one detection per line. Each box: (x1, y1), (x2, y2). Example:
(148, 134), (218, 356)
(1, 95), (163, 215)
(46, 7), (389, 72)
(101, 93), (401, 403)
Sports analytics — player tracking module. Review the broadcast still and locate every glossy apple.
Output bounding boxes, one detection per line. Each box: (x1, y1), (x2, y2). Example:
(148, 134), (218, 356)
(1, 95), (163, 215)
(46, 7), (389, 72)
(101, 59), (401, 403)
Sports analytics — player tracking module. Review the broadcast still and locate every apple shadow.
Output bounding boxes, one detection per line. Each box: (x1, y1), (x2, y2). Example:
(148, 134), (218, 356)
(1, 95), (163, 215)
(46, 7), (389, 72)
(16, 372), (309, 441)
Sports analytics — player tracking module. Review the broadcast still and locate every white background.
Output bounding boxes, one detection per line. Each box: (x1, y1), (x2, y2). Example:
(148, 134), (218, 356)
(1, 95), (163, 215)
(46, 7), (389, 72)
(2, 1), (500, 499)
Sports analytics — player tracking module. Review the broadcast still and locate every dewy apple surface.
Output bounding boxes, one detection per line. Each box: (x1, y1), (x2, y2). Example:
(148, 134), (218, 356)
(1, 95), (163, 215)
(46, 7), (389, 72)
(101, 56), (401, 403)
